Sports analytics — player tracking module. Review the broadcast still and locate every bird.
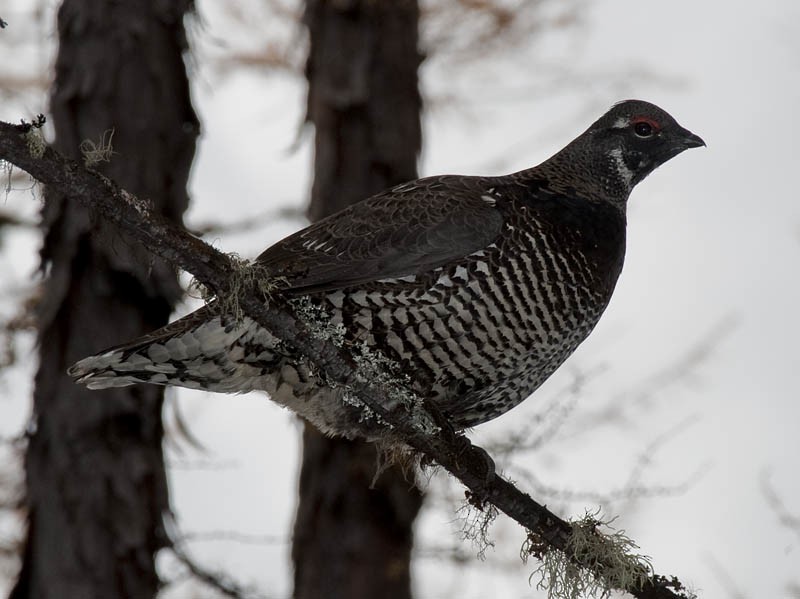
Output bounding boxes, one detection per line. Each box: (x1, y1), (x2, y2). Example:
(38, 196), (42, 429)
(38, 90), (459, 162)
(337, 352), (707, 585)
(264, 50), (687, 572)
(69, 99), (704, 440)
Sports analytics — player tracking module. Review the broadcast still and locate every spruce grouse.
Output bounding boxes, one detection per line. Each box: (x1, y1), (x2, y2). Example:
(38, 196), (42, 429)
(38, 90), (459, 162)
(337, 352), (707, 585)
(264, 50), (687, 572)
(69, 100), (704, 439)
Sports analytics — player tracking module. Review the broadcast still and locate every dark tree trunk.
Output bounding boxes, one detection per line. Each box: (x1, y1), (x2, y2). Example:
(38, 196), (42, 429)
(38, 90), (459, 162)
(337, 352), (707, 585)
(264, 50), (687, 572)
(293, 2), (423, 599)
(11, 1), (198, 598)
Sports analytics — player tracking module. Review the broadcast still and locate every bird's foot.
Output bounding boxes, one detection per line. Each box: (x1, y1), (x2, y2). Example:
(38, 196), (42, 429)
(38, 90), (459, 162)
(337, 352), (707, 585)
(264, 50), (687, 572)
(453, 434), (496, 488)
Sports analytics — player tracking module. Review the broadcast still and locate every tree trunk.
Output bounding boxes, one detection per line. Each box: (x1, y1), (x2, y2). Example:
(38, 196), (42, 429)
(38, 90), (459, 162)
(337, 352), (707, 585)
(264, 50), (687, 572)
(293, 2), (423, 599)
(11, 1), (198, 597)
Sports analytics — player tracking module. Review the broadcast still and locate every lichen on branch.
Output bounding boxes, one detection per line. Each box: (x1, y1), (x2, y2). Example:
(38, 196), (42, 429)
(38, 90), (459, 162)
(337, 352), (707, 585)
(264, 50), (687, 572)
(524, 511), (662, 599)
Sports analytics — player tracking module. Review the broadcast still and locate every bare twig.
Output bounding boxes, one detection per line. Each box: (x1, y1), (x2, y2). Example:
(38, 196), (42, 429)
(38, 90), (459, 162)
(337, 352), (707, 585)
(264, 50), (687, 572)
(703, 554), (747, 599)
(762, 471), (800, 542)
(178, 530), (286, 546)
(0, 116), (693, 599)
(170, 545), (268, 599)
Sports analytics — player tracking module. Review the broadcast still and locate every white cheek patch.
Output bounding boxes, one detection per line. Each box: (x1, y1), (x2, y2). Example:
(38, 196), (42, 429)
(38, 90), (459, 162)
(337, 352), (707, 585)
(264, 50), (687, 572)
(608, 148), (634, 188)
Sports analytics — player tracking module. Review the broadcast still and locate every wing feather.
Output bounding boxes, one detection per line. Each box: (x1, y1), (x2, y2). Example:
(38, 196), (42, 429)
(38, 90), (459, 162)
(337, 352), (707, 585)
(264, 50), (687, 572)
(258, 175), (504, 294)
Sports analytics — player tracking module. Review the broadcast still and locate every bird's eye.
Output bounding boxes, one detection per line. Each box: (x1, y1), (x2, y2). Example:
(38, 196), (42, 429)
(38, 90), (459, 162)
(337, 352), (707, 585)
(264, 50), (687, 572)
(633, 121), (654, 137)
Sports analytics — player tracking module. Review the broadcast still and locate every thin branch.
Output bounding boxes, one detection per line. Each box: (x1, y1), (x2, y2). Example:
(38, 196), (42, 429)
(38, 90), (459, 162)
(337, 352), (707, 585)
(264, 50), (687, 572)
(170, 545), (268, 599)
(703, 554), (748, 599)
(762, 471), (800, 542)
(0, 117), (692, 599)
(178, 530), (287, 546)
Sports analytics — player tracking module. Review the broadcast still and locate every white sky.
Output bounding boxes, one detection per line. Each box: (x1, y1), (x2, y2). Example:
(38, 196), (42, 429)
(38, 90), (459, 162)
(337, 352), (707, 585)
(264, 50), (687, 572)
(1, 0), (799, 597)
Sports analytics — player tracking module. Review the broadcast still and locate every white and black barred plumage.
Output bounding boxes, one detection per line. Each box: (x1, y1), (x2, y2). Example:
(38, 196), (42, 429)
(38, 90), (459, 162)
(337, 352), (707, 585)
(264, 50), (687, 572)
(69, 100), (704, 438)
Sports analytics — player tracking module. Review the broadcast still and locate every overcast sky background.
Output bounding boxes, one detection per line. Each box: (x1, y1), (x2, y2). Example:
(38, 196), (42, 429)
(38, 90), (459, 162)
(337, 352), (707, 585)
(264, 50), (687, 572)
(1, 0), (799, 597)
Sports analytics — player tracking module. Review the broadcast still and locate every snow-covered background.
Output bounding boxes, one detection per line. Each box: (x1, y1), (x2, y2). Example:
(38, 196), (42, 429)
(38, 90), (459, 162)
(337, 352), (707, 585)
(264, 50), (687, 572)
(1, 0), (798, 597)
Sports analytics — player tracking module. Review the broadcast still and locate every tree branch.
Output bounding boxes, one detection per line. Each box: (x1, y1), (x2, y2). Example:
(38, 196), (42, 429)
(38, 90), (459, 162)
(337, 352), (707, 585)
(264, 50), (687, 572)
(0, 117), (693, 599)
(170, 545), (267, 599)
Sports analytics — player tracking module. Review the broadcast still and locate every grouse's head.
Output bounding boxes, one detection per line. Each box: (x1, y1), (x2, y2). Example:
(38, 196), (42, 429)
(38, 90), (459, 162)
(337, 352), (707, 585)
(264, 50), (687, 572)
(583, 99), (705, 198)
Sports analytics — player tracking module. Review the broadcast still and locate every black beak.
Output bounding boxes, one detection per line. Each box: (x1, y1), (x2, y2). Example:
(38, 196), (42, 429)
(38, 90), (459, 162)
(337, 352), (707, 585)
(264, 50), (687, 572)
(681, 129), (706, 149)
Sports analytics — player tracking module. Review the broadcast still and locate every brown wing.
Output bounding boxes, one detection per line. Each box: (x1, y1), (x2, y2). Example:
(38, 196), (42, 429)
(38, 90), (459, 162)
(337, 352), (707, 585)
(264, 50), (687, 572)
(257, 175), (504, 294)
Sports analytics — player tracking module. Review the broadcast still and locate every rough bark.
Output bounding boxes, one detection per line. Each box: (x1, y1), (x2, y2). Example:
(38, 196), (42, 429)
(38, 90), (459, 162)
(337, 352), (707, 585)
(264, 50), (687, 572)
(10, 1), (198, 598)
(292, 2), (424, 599)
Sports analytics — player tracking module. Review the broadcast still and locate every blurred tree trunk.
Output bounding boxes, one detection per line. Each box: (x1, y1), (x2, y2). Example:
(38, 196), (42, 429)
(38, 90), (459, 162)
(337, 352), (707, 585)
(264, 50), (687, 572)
(10, 1), (198, 597)
(293, 2), (423, 599)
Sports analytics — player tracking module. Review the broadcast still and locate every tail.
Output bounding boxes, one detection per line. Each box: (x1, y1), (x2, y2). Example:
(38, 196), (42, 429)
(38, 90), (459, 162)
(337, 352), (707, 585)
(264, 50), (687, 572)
(68, 306), (282, 393)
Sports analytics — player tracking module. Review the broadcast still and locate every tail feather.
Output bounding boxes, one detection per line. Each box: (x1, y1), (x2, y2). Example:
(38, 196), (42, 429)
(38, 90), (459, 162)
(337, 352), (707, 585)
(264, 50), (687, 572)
(68, 306), (282, 393)
(69, 304), (386, 439)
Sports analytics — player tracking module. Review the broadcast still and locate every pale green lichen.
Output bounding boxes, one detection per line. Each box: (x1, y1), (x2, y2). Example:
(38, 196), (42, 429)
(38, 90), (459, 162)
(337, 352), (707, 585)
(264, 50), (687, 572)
(351, 340), (439, 435)
(292, 297), (438, 436)
(187, 277), (213, 302)
(525, 511), (653, 599)
(2, 161), (41, 203)
(120, 188), (153, 218)
(215, 256), (284, 322)
(458, 499), (499, 560)
(341, 389), (391, 428)
(221, 277), (437, 438)
(2, 160), (12, 196)
(370, 441), (419, 488)
(24, 128), (46, 159)
(79, 129), (115, 166)
(291, 296), (346, 347)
